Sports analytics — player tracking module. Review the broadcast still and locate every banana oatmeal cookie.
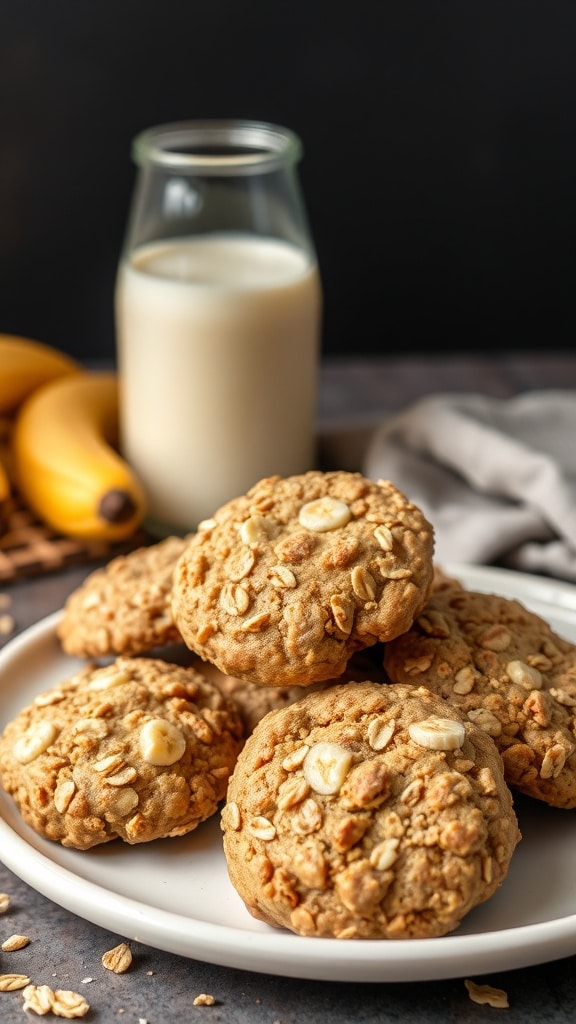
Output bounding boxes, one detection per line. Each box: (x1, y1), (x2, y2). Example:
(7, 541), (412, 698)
(221, 680), (520, 939)
(384, 583), (576, 808)
(0, 657), (244, 849)
(57, 535), (191, 658)
(202, 646), (388, 734)
(171, 471), (434, 687)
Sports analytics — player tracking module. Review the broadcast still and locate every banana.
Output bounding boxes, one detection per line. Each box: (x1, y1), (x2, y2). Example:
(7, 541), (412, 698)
(0, 459), (10, 530)
(0, 418), (12, 529)
(0, 334), (81, 416)
(12, 371), (147, 541)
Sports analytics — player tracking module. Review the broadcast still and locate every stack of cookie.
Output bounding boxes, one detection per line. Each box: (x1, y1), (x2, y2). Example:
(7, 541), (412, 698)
(3, 469), (573, 941)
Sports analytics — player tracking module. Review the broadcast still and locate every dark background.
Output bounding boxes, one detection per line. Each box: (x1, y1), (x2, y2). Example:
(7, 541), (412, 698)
(0, 0), (574, 363)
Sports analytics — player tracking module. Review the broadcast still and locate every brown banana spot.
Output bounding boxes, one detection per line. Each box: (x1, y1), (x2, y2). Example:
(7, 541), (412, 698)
(98, 489), (137, 524)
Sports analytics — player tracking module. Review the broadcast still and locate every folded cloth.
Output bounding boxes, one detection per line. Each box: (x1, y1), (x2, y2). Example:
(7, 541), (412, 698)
(363, 390), (576, 582)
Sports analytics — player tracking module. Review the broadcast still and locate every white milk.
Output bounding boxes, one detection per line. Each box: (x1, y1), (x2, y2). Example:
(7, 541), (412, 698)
(115, 233), (322, 534)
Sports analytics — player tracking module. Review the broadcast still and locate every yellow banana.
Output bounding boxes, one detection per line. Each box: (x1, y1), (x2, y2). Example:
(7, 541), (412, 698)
(0, 334), (81, 416)
(12, 371), (147, 541)
(0, 418), (12, 529)
(0, 459), (10, 530)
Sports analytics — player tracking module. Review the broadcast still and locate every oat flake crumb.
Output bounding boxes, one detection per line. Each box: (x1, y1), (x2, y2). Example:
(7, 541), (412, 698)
(22, 983), (90, 1018)
(1, 933), (29, 951)
(101, 942), (132, 973)
(0, 612), (15, 637)
(0, 973), (30, 992)
(465, 978), (509, 1008)
(193, 992), (216, 1006)
(0, 893), (10, 914)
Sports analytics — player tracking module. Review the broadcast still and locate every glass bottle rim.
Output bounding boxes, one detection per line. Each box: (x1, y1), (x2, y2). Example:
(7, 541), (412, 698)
(131, 119), (303, 175)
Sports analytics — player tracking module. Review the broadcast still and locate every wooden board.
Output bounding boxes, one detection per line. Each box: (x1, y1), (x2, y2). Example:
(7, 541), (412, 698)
(0, 492), (150, 583)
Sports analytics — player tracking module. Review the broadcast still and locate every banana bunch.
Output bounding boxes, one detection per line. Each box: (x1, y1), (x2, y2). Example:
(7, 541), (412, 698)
(0, 335), (147, 541)
(0, 334), (81, 525)
(0, 334), (80, 415)
(0, 419), (11, 531)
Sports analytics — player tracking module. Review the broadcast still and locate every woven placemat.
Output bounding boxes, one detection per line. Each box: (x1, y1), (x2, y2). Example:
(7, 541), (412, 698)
(0, 492), (151, 583)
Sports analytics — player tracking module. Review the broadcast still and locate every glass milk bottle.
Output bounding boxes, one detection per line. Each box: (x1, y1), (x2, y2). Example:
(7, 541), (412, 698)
(114, 119), (322, 536)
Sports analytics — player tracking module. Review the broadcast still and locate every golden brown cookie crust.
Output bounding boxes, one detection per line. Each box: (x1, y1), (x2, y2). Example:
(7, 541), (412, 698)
(57, 535), (191, 658)
(384, 584), (576, 808)
(221, 681), (519, 939)
(0, 657), (244, 849)
(172, 471), (434, 687)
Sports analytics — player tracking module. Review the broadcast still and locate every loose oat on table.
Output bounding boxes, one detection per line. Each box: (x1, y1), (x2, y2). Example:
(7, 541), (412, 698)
(22, 983), (90, 1018)
(172, 471), (434, 687)
(101, 942), (132, 973)
(221, 680), (520, 939)
(0, 656), (244, 849)
(0, 611), (15, 640)
(1, 933), (29, 951)
(0, 972), (30, 991)
(465, 978), (509, 1008)
(384, 580), (576, 807)
(0, 893), (10, 914)
(0, 593), (15, 645)
(193, 992), (216, 1005)
(57, 534), (192, 658)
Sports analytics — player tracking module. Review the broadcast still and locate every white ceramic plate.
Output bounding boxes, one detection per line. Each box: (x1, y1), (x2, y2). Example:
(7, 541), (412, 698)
(1, 564), (576, 983)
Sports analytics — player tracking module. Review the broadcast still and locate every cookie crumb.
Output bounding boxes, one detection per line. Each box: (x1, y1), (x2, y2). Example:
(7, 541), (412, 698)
(465, 978), (509, 1007)
(193, 993), (216, 1006)
(0, 893), (10, 914)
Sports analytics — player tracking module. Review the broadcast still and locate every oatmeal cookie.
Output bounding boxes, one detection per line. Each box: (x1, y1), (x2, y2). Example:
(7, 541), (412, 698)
(221, 680), (519, 939)
(384, 584), (576, 808)
(0, 657), (244, 849)
(171, 471), (434, 687)
(57, 535), (191, 658)
(203, 646), (388, 734)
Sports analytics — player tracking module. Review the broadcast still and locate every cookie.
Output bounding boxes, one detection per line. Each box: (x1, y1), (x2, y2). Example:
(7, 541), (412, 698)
(171, 471), (434, 687)
(221, 680), (519, 939)
(204, 671), (325, 736)
(57, 535), (191, 658)
(431, 562), (465, 593)
(0, 657), (244, 849)
(384, 584), (576, 808)
(202, 646), (388, 735)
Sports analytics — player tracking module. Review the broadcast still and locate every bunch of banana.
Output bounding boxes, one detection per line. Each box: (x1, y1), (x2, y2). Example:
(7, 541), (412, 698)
(12, 371), (147, 541)
(0, 335), (81, 525)
(0, 334), (147, 541)
(0, 418), (11, 532)
(0, 334), (81, 415)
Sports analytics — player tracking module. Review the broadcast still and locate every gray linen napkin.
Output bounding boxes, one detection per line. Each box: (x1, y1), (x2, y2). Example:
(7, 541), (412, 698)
(363, 390), (576, 581)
